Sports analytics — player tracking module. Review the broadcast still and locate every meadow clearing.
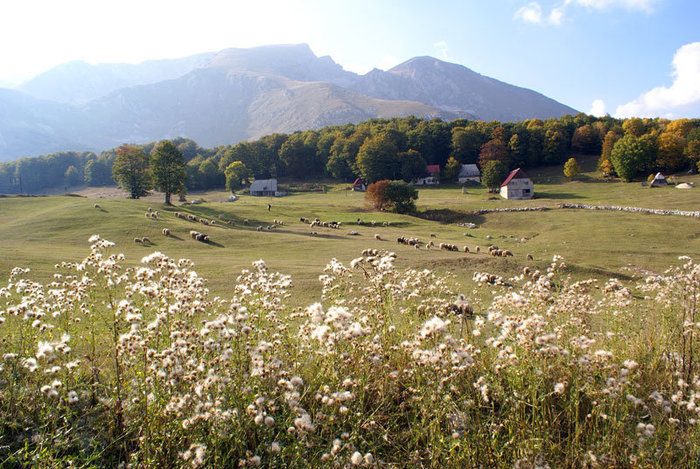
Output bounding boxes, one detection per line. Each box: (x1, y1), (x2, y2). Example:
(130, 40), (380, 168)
(0, 161), (698, 467)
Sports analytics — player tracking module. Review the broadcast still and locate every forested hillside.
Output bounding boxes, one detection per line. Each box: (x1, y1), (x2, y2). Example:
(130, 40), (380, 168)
(1, 114), (698, 194)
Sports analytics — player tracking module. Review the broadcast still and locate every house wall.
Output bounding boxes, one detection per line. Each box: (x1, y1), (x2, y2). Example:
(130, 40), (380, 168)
(500, 179), (534, 199)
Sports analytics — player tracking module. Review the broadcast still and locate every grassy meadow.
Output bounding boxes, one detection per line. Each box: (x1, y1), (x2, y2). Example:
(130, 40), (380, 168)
(0, 160), (699, 467)
(0, 158), (697, 301)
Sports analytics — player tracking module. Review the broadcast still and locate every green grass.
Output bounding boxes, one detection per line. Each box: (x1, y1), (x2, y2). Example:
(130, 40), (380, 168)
(0, 161), (698, 301)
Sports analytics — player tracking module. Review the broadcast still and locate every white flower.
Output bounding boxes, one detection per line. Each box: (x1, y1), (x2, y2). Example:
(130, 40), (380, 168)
(350, 451), (363, 465)
(554, 382), (566, 394)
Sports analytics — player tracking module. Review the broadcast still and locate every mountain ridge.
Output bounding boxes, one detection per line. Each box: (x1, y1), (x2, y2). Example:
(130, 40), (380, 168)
(0, 44), (577, 162)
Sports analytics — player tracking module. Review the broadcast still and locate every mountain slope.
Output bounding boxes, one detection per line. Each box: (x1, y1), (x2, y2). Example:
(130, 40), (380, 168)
(18, 52), (216, 104)
(0, 44), (578, 162)
(347, 56), (577, 121)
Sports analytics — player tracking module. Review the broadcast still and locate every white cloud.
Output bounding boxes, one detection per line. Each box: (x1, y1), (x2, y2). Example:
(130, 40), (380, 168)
(589, 99), (607, 116)
(548, 6), (566, 24)
(514, 0), (658, 26)
(615, 42), (700, 118)
(571, 0), (658, 13)
(515, 2), (544, 23)
(514, 2), (566, 25)
(433, 41), (450, 60)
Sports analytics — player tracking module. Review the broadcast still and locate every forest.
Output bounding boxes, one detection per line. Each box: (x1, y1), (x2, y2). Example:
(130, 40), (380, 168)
(1, 114), (699, 194)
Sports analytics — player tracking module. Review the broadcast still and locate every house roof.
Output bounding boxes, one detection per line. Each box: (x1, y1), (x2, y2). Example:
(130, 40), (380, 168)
(426, 164), (440, 176)
(458, 164), (480, 178)
(250, 179), (278, 192)
(500, 168), (530, 187)
(352, 178), (364, 186)
(653, 172), (666, 180)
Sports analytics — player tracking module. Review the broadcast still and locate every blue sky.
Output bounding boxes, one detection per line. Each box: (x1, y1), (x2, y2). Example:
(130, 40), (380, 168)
(1, 0), (698, 118)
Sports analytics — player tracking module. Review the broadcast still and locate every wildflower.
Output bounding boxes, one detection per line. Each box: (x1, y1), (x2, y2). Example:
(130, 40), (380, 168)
(554, 382), (566, 394)
(23, 358), (38, 372)
(67, 390), (79, 404)
(270, 442), (281, 453)
(350, 451), (363, 465)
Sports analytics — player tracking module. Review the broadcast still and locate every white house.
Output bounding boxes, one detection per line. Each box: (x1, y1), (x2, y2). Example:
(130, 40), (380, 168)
(499, 168), (534, 200)
(414, 164), (440, 186)
(250, 179), (280, 197)
(457, 164), (481, 184)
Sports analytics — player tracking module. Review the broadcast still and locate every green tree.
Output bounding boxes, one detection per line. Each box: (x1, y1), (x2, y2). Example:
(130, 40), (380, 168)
(451, 126), (486, 164)
(151, 140), (186, 204)
(224, 161), (252, 193)
(64, 165), (83, 187)
(599, 130), (621, 170)
(442, 156), (461, 183)
(563, 157), (581, 179)
(84, 158), (112, 186)
(112, 145), (151, 199)
(508, 133), (527, 167)
(356, 134), (399, 183)
(385, 180), (419, 213)
(481, 160), (509, 192)
(398, 150), (427, 183)
(610, 135), (653, 182)
(542, 129), (568, 165)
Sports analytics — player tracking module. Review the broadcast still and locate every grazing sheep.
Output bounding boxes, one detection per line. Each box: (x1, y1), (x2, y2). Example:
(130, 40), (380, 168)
(243, 219), (249, 225)
(485, 235), (493, 240)
(430, 233), (437, 238)
(523, 266), (531, 276)
(257, 226), (263, 231)
(448, 294), (474, 316)
(427, 241), (434, 248)
(310, 231), (318, 235)
(162, 228), (170, 236)
(374, 234), (382, 240)
(502, 250), (513, 257)
(150, 212), (158, 219)
(147, 207), (152, 212)
(527, 254), (534, 260)
(190, 230), (199, 239)
(144, 212), (150, 218)
(475, 246), (480, 253)
(93, 203), (101, 209)
(348, 231), (359, 236)
(141, 237), (151, 244)
(463, 246), (469, 253)
(134, 237), (142, 244)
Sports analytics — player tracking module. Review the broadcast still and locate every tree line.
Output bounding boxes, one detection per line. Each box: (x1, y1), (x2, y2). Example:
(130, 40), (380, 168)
(1, 115), (699, 194)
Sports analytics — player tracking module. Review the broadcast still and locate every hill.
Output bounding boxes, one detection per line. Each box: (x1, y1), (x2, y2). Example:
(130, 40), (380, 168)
(0, 44), (577, 162)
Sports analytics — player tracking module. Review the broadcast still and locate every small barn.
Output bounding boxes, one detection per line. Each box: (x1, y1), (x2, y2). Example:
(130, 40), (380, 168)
(250, 179), (279, 197)
(458, 164), (481, 184)
(415, 164), (440, 186)
(651, 172), (668, 187)
(352, 178), (367, 191)
(500, 168), (534, 200)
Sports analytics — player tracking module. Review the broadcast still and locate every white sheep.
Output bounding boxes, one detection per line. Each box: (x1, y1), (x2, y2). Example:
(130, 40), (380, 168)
(93, 203), (101, 209)
(162, 228), (170, 236)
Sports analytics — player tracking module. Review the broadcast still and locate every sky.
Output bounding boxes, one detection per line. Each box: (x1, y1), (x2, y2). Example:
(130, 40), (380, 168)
(0, 0), (698, 119)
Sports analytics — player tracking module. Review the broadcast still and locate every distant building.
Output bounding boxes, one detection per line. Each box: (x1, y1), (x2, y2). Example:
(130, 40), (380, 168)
(415, 164), (440, 186)
(500, 168), (534, 200)
(352, 178), (367, 191)
(250, 179), (280, 197)
(651, 172), (668, 187)
(457, 164), (481, 184)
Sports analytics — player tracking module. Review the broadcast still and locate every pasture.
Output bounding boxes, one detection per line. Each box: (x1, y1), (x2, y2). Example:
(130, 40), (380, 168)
(0, 165), (697, 301)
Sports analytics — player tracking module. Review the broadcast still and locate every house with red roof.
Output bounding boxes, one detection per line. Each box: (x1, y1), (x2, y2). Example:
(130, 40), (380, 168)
(352, 178), (367, 191)
(414, 164), (440, 186)
(499, 168), (534, 199)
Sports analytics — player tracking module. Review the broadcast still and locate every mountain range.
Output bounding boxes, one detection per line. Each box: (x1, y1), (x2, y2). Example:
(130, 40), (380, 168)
(0, 44), (577, 162)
